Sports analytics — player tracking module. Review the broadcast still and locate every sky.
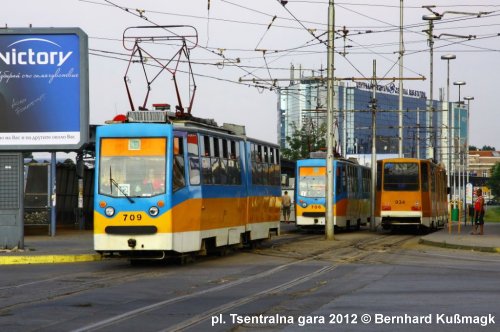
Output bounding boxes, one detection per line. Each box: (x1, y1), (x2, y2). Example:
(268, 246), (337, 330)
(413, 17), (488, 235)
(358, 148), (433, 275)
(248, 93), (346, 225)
(2, 0), (500, 149)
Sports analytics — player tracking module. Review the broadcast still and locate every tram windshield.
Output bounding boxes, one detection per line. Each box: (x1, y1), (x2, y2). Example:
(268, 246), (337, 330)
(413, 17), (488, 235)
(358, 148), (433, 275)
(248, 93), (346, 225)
(298, 175), (326, 198)
(383, 162), (419, 191)
(99, 138), (167, 197)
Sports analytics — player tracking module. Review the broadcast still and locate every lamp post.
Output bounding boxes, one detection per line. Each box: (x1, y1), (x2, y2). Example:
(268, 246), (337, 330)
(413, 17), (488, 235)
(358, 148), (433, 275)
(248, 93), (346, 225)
(441, 54), (456, 192)
(453, 81), (465, 207)
(421, 5), (489, 163)
(422, 13), (442, 162)
(464, 96), (474, 223)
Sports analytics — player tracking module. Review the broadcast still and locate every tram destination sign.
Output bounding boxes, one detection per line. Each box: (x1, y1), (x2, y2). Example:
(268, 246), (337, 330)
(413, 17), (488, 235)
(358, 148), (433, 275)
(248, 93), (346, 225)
(0, 28), (88, 151)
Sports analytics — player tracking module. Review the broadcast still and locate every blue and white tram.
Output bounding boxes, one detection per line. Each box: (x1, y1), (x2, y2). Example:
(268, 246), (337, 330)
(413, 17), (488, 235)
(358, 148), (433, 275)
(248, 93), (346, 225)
(94, 114), (281, 259)
(295, 158), (371, 230)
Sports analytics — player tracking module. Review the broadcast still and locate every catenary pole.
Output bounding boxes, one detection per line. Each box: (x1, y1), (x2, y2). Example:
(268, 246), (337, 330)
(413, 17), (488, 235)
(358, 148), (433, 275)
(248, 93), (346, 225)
(370, 60), (377, 231)
(325, 0), (335, 240)
(398, 0), (404, 157)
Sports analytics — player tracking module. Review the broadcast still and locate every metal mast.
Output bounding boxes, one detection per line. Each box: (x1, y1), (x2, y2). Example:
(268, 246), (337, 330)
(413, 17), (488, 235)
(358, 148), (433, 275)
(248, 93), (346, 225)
(325, 0), (335, 240)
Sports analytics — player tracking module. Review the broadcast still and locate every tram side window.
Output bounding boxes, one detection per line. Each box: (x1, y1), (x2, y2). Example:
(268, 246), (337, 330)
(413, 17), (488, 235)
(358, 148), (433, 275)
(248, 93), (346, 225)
(376, 161), (382, 191)
(227, 140), (241, 185)
(421, 162), (429, 192)
(351, 166), (358, 195)
(201, 136), (213, 184)
(211, 137), (227, 184)
(188, 133), (200, 185)
(337, 165), (347, 194)
(368, 169), (372, 192)
(364, 169), (371, 194)
(336, 167), (341, 194)
(200, 135), (242, 185)
(430, 165), (436, 193)
(250, 143), (279, 185)
(173, 136), (186, 191)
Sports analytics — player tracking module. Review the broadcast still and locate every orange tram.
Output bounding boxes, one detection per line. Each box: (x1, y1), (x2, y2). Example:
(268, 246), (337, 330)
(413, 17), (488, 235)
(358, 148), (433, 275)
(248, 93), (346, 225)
(375, 158), (448, 230)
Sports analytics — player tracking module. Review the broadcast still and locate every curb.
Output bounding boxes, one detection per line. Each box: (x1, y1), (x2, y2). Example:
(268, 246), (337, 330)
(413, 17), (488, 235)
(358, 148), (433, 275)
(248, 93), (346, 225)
(0, 254), (102, 265)
(419, 238), (500, 253)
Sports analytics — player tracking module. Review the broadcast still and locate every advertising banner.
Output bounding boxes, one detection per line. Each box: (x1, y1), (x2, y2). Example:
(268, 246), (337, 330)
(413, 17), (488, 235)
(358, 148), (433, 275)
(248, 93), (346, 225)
(0, 28), (88, 150)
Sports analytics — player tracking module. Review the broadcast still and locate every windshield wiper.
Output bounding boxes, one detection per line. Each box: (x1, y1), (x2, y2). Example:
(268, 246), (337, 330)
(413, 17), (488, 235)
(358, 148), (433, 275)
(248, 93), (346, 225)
(109, 167), (134, 203)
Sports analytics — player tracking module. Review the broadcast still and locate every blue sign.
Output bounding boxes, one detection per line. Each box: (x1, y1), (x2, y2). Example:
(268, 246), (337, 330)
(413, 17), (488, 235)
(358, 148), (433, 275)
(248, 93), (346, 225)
(0, 28), (88, 150)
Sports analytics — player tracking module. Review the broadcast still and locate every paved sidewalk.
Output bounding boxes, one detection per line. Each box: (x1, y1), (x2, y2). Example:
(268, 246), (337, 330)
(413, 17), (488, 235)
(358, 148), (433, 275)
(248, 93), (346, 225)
(419, 222), (500, 253)
(0, 230), (100, 265)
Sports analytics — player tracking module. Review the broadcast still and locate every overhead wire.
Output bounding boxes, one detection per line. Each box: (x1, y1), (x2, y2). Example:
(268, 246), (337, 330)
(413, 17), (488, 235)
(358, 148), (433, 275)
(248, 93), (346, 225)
(82, 0), (499, 92)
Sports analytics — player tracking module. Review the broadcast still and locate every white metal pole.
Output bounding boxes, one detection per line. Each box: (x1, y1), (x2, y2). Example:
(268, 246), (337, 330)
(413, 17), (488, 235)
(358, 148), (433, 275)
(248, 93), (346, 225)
(371, 60), (377, 232)
(398, 0), (404, 157)
(325, 0), (335, 240)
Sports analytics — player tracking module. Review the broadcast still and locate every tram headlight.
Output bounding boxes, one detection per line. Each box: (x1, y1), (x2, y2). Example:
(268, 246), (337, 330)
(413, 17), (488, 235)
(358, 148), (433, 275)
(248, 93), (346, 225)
(149, 206), (159, 216)
(104, 206), (115, 217)
(301, 202), (308, 208)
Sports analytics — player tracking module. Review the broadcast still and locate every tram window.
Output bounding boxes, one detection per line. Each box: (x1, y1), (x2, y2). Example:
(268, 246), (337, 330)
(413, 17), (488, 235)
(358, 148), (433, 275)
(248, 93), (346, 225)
(222, 139), (228, 158)
(262, 163), (269, 185)
(174, 136), (184, 155)
(187, 133), (198, 156)
(173, 137), (186, 191)
(264, 146), (269, 163)
(430, 165), (436, 192)
(230, 140), (238, 159)
(383, 162), (419, 191)
(276, 149), (280, 164)
(337, 165), (347, 193)
(227, 157), (241, 185)
(187, 134), (200, 185)
(365, 169), (371, 193)
(189, 157), (200, 185)
(202, 136), (211, 156)
(269, 148), (275, 164)
(421, 162), (429, 192)
(201, 157), (213, 184)
(213, 137), (220, 157)
(257, 145), (263, 162)
(212, 157), (227, 184)
(376, 161), (382, 191)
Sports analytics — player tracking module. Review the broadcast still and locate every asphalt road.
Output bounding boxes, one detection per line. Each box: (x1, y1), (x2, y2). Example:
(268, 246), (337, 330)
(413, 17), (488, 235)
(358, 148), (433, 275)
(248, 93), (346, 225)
(1, 228), (499, 332)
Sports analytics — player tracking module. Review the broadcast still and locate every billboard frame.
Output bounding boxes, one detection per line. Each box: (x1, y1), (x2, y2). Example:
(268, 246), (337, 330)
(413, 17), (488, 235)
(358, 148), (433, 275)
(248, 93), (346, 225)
(0, 27), (89, 151)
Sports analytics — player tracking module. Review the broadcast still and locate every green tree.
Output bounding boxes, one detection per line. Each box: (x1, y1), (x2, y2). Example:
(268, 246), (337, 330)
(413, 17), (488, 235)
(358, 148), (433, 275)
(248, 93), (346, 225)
(469, 145), (478, 151)
(281, 121), (327, 161)
(488, 162), (500, 198)
(482, 145), (496, 151)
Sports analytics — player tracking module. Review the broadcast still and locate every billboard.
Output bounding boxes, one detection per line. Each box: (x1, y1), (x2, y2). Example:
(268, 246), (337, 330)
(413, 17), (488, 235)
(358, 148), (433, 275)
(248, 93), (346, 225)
(0, 28), (88, 151)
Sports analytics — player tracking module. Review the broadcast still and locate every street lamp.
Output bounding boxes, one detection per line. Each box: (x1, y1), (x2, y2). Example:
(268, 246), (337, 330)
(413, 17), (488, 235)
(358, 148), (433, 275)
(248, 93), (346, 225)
(423, 13), (442, 162)
(454, 81), (466, 104)
(441, 54), (456, 191)
(464, 96), (474, 224)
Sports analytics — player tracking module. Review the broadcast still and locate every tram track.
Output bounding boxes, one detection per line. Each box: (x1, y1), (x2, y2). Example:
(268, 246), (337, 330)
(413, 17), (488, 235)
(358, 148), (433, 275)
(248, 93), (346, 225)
(0, 269), (169, 313)
(0, 230), (419, 331)
(73, 232), (418, 331)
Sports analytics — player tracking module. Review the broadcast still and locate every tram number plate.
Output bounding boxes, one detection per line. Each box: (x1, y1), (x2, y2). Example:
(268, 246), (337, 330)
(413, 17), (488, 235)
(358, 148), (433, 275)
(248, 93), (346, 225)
(122, 213), (143, 221)
(395, 200), (405, 204)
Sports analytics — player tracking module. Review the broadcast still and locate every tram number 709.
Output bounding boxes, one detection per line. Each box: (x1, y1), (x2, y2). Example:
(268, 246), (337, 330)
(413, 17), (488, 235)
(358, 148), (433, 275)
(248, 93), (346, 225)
(123, 214), (143, 221)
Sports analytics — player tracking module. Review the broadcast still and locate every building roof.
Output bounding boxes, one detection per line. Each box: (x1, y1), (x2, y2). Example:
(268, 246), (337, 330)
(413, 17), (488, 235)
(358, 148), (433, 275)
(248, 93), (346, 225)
(469, 151), (500, 157)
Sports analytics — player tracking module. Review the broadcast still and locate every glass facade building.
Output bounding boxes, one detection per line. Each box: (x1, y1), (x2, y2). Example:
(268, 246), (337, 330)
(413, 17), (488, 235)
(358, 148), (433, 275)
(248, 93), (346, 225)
(279, 78), (450, 162)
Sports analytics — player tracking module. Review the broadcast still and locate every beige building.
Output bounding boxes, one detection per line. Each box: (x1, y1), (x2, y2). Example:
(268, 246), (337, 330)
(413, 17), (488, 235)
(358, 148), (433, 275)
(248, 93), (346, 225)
(467, 151), (500, 199)
(468, 151), (500, 178)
